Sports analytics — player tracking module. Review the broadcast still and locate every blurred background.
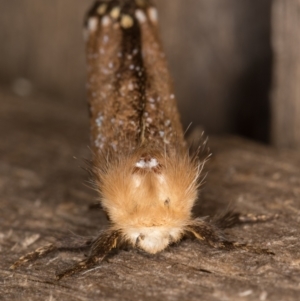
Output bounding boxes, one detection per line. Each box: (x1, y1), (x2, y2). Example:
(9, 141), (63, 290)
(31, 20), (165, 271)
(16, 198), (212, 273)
(0, 0), (299, 148)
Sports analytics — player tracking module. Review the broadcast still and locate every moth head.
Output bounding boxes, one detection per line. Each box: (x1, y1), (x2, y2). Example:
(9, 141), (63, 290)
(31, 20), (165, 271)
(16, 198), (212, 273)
(95, 147), (204, 253)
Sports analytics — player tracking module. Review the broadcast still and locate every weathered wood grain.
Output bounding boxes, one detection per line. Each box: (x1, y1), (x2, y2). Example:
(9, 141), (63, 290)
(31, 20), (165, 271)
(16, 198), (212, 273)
(0, 89), (299, 301)
(271, 0), (300, 148)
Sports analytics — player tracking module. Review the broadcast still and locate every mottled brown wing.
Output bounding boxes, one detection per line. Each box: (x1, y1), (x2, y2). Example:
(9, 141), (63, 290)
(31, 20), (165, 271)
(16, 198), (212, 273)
(85, 0), (186, 157)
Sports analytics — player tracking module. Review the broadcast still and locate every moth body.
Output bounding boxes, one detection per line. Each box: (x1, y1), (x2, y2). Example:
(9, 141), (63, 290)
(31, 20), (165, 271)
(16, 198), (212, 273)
(86, 0), (201, 254)
(10, 0), (274, 279)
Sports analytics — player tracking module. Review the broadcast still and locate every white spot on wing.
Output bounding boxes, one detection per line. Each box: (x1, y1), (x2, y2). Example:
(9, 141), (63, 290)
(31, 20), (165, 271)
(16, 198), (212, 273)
(97, 4), (107, 15)
(148, 7), (158, 23)
(88, 17), (98, 32)
(96, 114), (104, 128)
(110, 7), (121, 19)
(135, 9), (147, 23)
(121, 14), (134, 28)
(165, 120), (171, 127)
(102, 16), (111, 27)
(103, 35), (109, 44)
(159, 131), (165, 138)
(136, 160), (146, 168)
(128, 82), (134, 91)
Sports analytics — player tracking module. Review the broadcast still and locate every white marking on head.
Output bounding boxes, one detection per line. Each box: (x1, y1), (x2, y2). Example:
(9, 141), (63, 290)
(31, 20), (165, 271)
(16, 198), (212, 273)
(88, 17), (98, 32)
(135, 158), (159, 169)
(148, 8), (158, 23)
(148, 158), (158, 168)
(110, 7), (121, 19)
(135, 9), (147, 23)
(170, 94), (175, 99)
(121, 15), (134, 28)
(102, 16), (111, 27)
(136, 160), (146, 169)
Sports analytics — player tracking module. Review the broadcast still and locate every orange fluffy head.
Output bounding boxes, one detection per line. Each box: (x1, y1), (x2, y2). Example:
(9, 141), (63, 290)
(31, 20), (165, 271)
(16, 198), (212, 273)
(93, 146), (203, 254)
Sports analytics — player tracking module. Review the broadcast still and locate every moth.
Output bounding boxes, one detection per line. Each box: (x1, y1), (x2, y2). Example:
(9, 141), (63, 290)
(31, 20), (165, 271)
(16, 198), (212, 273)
(11, 0), (274, 280)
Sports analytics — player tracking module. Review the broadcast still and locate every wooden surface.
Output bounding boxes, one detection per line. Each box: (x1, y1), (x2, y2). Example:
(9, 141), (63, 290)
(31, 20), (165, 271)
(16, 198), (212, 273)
(271, 0), (300, 148)
(1, 89), (300, 301)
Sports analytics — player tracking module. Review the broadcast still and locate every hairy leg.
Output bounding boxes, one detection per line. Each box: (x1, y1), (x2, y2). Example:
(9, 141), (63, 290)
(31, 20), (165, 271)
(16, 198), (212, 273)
(56, 229), (121, 280)
(213, 209), (278, 229)
(186, 218), (274, 255)
(10, 236), (94, 270)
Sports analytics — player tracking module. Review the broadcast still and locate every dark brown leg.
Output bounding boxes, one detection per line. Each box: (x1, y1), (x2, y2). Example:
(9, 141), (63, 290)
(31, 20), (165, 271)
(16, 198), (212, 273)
(56, 230), (121, 280)
(213, 209), (278, 229)
(186, 218), (274, 255)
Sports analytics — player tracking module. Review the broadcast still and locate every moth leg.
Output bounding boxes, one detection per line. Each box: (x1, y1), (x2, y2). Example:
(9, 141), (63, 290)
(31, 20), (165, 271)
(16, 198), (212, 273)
(10, 243), (57, 270)
(10, 237), (94, 270)
(214, 210), (278, 229)
(237, 213), (278, 224)
(186, 219), (274, 255)
(56, 230), (121, 280)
